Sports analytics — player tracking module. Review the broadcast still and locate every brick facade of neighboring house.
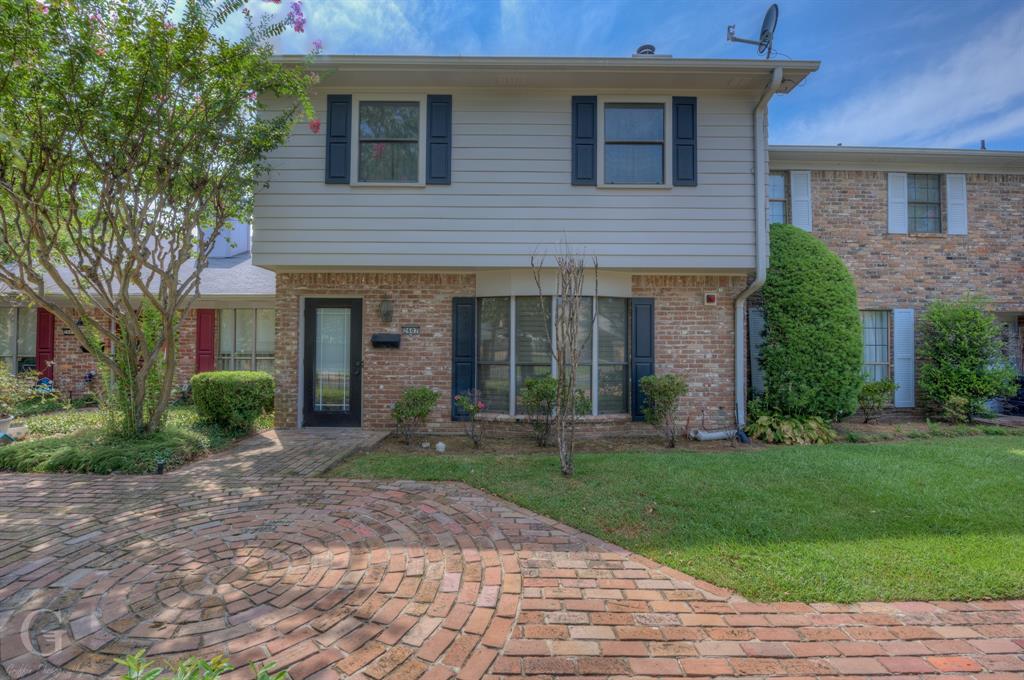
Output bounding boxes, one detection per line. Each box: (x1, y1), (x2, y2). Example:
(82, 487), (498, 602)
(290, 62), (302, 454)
(47, 308), (201, 398)
(763, 154), (1024, 408)
(273, 271), (745, 433)
(807, 171), (1022, 312)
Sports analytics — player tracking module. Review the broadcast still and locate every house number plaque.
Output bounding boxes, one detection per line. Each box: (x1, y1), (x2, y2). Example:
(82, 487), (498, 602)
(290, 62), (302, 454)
(402, 325), (420, 336)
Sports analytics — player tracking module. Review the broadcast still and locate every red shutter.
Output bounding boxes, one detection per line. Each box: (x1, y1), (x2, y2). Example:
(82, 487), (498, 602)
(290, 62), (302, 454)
(35, 308), (55, 380)
(196, 309), (216, 373)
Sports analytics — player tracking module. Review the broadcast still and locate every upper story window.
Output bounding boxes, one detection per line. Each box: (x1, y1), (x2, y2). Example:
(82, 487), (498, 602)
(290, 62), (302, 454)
(0, 307), (36, 375)
(218, 308), (276, 373)
(908, 173), (941, 233)
(476, 296), (630, 417)
(603, 103), (665, 185)
(769, 172), (788, 224)
(356, 99), (423, 184)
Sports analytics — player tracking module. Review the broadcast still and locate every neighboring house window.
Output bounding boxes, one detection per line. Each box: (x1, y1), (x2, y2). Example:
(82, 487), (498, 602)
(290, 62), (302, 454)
(907, 173), (941, 233)
(357, 100), (421, 183)
(769, 172), (788, 224)
(217, 309), (275, 372)
(861, 311), (890, 382)
(476, 296), (630, 416)
(0, 307), (36, 375)
(603, 102), (667, 185)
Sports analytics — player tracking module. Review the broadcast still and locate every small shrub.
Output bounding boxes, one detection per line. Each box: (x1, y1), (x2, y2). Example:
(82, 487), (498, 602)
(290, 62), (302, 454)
(454, 391), (486, 449)
(392, 387), (439, 444)
(760, 224), (863, 420)
(918, 297), (1017, 422)
(746, 414), (836, 445)
(0, 370), (43, 418)
(639, 374), (689, 448)
(858, 377), (897, 423)
(191, 371), (274, 432)
(940, 394), (972, 425)
(117, 649), (285, 679)
(521, 376), (557, 446)
(520, 376), (589, 447)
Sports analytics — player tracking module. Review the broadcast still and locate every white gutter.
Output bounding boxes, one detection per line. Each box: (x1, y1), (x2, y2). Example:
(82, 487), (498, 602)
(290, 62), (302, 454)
(735, 66), (782, 428)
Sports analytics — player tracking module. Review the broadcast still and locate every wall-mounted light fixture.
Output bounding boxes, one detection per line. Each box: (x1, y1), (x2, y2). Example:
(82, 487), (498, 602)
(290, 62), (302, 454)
(379, 296), (394, 323)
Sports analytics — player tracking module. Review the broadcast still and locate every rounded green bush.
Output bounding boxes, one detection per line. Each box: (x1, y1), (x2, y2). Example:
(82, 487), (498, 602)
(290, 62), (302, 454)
(759, 223), (863, 420)
(918, 296), (1017, 419)
(190, 371), (274, 432)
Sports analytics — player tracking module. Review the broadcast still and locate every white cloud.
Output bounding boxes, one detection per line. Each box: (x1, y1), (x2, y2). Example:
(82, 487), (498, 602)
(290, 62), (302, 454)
(775, 4), (1024, 148)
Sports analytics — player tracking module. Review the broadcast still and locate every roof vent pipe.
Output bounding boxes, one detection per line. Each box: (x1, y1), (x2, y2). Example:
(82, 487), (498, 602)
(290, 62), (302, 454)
(636, 44), (656, 55)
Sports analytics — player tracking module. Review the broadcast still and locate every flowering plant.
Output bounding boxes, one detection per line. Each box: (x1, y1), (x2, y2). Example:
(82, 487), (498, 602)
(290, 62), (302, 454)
(454, 391), (486, 449)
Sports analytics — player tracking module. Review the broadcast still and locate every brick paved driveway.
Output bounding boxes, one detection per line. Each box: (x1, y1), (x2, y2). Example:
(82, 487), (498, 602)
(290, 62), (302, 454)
(1, 431), (1023, 679)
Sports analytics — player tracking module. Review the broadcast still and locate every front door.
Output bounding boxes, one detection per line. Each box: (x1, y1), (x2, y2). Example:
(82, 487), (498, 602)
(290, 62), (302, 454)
(303, 299), (362, 426)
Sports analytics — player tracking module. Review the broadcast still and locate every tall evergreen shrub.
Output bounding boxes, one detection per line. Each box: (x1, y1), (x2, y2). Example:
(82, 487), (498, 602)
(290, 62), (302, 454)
(759, 224), (863, 420)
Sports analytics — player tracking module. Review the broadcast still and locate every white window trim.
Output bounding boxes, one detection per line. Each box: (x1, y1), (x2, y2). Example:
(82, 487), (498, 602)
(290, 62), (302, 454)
(350, 94), (428, 187)
(596, 95), (673, 190)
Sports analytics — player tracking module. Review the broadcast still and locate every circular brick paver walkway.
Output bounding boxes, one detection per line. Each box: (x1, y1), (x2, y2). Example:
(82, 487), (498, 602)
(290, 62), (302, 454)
(1, 431), (1023, 679)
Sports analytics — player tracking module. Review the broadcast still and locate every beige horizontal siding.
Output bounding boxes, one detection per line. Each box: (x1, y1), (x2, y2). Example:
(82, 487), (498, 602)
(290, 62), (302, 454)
(254, 88), (757, 270)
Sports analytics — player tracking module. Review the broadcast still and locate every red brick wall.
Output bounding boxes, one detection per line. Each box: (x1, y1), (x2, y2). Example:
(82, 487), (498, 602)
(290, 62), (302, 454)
(808, 171), (1023, 312)
(274, 272), (477, 429)
(275, 272), (746, 433)
(632, 274), (747, 431)
(50, 308), (201, 398)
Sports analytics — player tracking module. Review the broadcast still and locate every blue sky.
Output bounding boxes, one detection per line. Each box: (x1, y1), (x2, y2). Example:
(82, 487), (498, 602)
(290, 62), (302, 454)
(261, 0), (1024, 150)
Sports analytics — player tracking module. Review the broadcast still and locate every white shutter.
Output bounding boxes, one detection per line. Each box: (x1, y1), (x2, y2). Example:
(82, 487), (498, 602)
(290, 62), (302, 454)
(789, 170), (812, 231)
(946, 174), (968, 235)
(748, 307), (766, 395)
(893, 308), (915, 407)
(888, 173), (908, 234)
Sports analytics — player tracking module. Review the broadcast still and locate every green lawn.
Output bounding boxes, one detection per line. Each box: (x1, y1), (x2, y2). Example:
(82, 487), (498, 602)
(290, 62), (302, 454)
(333, 435), (1024, 603)
(0, 406), (271, 474)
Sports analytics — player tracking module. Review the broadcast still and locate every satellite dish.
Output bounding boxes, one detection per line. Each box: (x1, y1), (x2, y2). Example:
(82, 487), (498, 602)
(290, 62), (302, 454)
(758, 4), (778, 55)
(726, 3), (780, 59)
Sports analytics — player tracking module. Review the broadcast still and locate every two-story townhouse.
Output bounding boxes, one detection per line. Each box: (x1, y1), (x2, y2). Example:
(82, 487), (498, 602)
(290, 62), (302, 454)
(761, 146), (1024, 408)
(253, 55), (819, 431)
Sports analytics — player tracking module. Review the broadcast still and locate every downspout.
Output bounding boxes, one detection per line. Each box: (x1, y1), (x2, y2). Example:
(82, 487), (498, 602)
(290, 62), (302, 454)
(735, 66), (782, 428)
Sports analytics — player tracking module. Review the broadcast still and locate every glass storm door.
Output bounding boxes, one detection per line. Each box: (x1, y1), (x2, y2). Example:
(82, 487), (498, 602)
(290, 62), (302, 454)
(303, 299), (362, 426)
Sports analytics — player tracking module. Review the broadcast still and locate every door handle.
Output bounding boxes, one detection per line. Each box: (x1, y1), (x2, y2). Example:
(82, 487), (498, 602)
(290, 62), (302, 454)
(354, 359), (363, 376)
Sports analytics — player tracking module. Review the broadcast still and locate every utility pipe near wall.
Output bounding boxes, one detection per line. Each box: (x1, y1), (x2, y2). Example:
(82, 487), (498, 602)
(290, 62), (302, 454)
(735, 66), (782, 428)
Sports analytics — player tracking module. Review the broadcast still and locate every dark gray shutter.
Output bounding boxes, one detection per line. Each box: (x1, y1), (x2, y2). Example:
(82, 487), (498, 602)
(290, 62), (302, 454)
(630, 298), (655, 421)
(452, 297), (476, 420)
(672, 96), (697, 187)
(325, 95), (351, 184)
(427, 95), (452, 185)
(572, 96), (597, 186)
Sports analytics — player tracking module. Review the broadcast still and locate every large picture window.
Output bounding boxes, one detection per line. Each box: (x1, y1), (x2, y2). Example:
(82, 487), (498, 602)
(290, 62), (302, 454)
(603, 103), (665, 185)
(861, 310), (890, 382)
(357, 100), (421, 183)
(218, 308), (275, 373)
(477, 296), (629, 416)
(0, 307), (36, 375)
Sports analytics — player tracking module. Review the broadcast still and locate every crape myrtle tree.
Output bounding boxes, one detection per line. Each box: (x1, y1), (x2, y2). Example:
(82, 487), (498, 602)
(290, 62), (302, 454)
(0, 0), (318, 434)
(531, 248), (598, 476)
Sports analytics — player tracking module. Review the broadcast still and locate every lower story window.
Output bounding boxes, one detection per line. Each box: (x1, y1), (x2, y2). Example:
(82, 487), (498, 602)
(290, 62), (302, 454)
(0, 307), (36, 375)
(476, 296), (630, 416)
(861, 310), (890, 382)
(218, 308), (275, 372)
